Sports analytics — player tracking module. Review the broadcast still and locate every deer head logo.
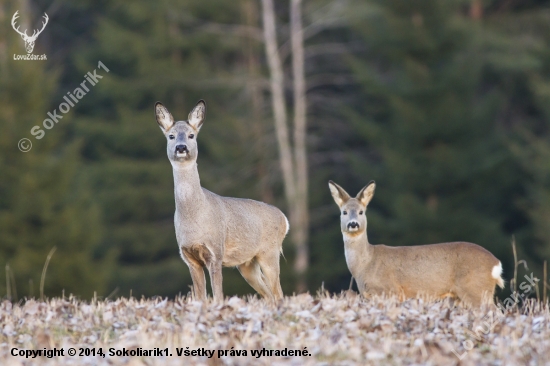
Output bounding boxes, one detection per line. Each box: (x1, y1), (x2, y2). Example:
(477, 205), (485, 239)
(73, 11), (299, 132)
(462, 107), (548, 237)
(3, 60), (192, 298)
(11, 11), (49, 54)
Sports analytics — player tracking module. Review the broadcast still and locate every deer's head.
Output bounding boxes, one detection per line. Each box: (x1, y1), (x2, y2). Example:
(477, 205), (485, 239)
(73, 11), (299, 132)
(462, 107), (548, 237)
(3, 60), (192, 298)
(11, 11), (49, 54)
(329, 180), (376, 237)
(155, 101), (206, 168)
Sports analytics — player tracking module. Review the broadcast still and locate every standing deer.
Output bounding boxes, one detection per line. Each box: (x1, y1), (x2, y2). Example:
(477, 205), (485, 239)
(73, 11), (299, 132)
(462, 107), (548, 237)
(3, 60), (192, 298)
(328, 180), (504, 306)
(11, 11), (49, 54)
(155, 101), (288, 302)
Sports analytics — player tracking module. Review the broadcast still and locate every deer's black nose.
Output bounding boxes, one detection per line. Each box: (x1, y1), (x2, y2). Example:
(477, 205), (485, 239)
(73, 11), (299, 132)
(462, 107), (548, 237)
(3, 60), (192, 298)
(175, 144), (188, 153)
(347, 222), (359, 229)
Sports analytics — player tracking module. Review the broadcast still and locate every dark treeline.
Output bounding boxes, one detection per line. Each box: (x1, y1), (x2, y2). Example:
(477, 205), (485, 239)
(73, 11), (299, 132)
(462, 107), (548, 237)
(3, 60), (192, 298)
(1, 0), (550, 300)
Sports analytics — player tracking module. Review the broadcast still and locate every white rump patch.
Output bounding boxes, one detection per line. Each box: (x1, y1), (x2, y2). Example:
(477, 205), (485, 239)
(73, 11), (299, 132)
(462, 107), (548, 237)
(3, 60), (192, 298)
(492, 262), (505, 288)
(492, 262), (502, 279)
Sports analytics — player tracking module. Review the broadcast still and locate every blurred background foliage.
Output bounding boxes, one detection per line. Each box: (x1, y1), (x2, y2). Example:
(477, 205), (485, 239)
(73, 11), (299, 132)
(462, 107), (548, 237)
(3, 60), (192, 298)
(1, 0), (550, 300)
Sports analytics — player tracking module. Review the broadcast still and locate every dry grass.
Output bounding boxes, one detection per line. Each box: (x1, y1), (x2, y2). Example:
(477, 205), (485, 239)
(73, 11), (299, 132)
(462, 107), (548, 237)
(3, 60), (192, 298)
(1, 292), (549, 365)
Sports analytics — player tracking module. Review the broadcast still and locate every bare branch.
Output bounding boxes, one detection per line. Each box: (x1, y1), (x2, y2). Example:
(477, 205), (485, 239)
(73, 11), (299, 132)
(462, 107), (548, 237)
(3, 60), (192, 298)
(279, 7), (349, 61)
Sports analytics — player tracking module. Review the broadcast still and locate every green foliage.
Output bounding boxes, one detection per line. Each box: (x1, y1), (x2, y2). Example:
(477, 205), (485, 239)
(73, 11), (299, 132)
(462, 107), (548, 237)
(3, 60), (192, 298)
(0, 1), (110, 299)
(2, 0), (550, 299)
(318, 0), (534, 292)
(502, 8), (550, 262)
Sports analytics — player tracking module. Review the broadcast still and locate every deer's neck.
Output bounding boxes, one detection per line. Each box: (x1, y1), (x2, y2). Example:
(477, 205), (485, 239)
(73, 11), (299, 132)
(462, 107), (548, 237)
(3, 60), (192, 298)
(172, 162), (205, 211)
(343, 231), (373, 279)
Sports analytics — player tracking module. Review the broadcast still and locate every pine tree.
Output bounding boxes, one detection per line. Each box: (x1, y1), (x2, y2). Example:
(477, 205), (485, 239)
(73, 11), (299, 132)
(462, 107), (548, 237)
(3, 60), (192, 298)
(0, 1), (109, 299)
(496, 6), (550, 263)
(342, 0), (524, 272)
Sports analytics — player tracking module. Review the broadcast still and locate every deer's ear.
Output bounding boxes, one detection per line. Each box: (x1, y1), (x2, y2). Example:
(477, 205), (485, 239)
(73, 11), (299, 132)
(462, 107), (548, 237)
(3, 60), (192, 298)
(328, 181), (351, 207)
(188, 100), (206, 131)
(155, 102), (174, 132)
(357, 181), (376, 206)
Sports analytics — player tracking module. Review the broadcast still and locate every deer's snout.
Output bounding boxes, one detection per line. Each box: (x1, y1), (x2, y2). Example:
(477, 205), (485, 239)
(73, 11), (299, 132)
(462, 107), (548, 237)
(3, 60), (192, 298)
(347, 221), (359, 230)
(175, 144), (188, 154)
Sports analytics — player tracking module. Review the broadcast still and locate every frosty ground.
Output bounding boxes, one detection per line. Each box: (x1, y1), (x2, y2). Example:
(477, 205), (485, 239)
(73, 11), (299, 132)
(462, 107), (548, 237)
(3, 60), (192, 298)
(1, 292), (548, 365)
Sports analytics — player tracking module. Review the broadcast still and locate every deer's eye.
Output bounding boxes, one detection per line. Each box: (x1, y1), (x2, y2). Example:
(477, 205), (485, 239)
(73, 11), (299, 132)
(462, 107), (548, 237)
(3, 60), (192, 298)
(169, 135), (175, 140)
(189, 134), (195, 139)
(359, 211), (364, 215)
(343, 211), (348, 215)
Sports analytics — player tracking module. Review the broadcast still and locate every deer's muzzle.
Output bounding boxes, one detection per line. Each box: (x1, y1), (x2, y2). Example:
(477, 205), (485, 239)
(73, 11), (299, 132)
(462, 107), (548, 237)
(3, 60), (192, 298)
(347, 221), (359, 230)
(175, 144), (188, 154)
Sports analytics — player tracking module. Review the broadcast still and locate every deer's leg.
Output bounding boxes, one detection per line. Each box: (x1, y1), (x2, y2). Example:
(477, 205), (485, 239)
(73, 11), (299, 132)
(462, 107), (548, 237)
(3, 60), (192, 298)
(238, 259), (272, 300)
(454, 273), (496, 307)
(182, 253), (207, 301)
(454, 284), (484, 308)
(256, 251), (283, 301)
(455, 289), (481, 307)
(207, 261), (224, 303)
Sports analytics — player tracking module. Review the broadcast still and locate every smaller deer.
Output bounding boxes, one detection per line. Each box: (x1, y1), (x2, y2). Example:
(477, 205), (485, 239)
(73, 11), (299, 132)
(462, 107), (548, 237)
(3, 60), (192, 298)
(11, 11), (49, 54)
(155, 100), (288, 303)
(328, 180), (504, 306)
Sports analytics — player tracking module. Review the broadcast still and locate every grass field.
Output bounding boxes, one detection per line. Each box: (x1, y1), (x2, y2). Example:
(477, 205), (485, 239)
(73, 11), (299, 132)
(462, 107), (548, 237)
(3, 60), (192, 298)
(1, 292), (549, 365)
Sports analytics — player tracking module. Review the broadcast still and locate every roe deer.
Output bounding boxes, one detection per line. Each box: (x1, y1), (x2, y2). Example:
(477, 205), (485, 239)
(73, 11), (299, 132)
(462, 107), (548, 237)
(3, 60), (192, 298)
(328, 180), (504, 306)
(155, 100), (288, 302)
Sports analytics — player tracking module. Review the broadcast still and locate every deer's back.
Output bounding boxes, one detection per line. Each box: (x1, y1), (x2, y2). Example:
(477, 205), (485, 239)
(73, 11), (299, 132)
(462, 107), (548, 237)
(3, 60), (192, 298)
(217, 193), (285, 232)
(367, 242), (499, 295)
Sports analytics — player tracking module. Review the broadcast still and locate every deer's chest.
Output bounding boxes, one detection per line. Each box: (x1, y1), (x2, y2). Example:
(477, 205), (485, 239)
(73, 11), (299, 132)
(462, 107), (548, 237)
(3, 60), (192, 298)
(174, 209), (224, 246)
(344, 246), (364, 278)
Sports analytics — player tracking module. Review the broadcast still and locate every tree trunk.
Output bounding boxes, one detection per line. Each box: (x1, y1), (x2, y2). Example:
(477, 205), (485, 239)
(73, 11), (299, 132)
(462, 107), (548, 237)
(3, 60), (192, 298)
(260, 0), (297, 210)
(260, 0), (309, 293)
(290, 0), (309, 293)
(243, 0), (274, 204)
